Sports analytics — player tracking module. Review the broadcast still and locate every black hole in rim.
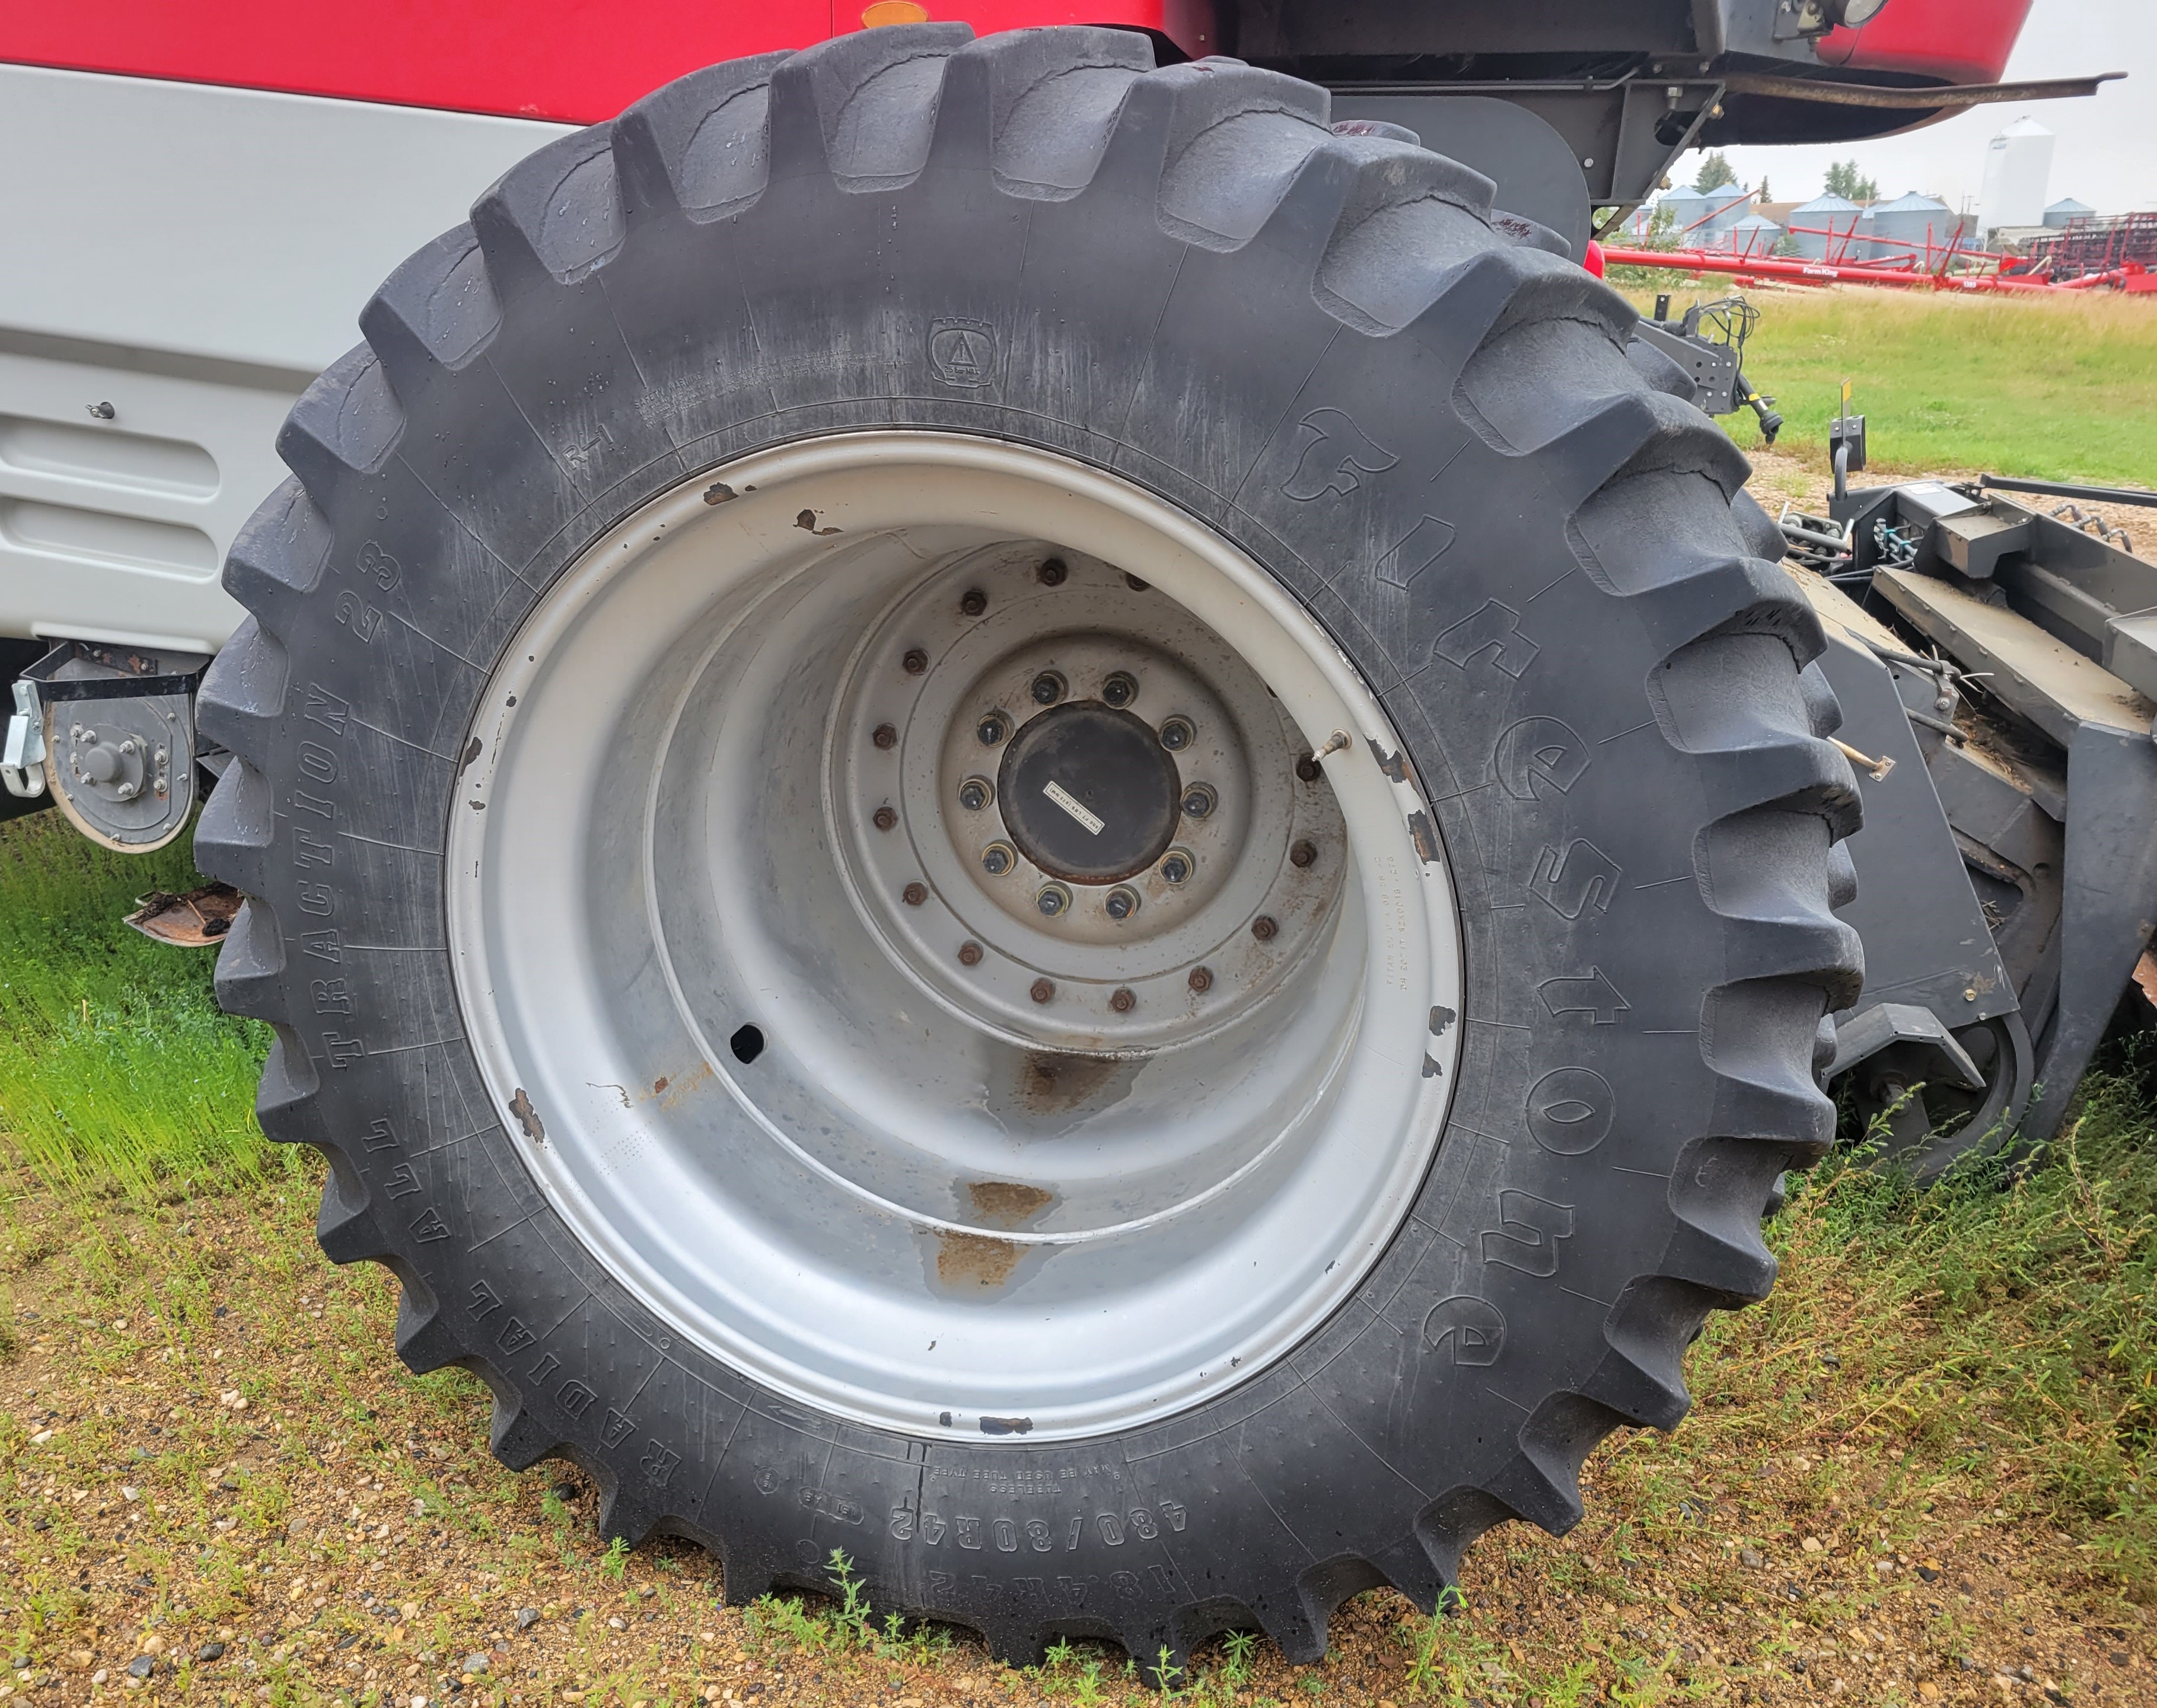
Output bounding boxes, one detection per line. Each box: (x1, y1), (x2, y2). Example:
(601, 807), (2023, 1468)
(729, 1025), (766, 1065)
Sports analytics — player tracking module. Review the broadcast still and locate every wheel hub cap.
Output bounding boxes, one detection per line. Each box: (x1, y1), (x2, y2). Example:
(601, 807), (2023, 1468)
(996, 701), (1178, 884)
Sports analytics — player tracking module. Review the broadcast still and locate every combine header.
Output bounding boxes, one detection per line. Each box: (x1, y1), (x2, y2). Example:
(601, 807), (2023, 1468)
(1602, 241), (2153, 292)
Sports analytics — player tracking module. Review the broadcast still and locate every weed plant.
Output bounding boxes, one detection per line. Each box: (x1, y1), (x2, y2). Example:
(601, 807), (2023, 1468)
(0, 811), (276, 1204)
(1702, 1041), (2157, 1605)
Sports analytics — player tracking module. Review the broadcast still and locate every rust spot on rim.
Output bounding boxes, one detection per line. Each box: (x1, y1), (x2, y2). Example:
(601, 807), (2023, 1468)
(967, 1181), (1054, 1227)
(508, 1088), (545, 1144)
(935, 1231), (1021, 1290)
(1407, 809), (1443, 865)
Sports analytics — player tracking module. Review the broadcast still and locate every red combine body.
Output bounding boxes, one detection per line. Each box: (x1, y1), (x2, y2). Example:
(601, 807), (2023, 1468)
(0, 0), (1199, 123)
(1824, 0), (2030, 88)
(2, 0), (2037, 126)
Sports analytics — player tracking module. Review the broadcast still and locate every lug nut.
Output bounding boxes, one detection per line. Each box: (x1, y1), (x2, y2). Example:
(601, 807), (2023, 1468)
(1036, 884), (1072, 919)
(1289, 839), (1318, 868)
(1031, 977), (1056, 1004)
(1030, 671), (1066, 707)
(1158, 717), (1195, 753)
(977, 712), (1010, 747)
(958, 941), (984, 967)
(902, 648), (929, 675)
(872, 723), (898, 751)
(1038, 557), (1068, 587)
(902, 882), (928, 907)
(958, 776), (993, 811)
(873, 805), (899, 832)
(1159, 850), (1193, 886)
(982, 842), (1016, 877)
(1109, 987), (1136, 1014)
(1188, 965), (1213, 994)
(1180, 784), (1216, 820)
(1124, 573), (1151, 592)
(1101, 671), (1138, 709)
(1295, 753), (1322, 783)
(1251, 915), (1279, 942)
(1104, 887), (1139, 922)
(960, 588), (987, 617)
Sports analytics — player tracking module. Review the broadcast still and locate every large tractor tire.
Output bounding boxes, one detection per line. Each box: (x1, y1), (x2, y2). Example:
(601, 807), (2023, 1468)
(198, 26), (1862, 1666)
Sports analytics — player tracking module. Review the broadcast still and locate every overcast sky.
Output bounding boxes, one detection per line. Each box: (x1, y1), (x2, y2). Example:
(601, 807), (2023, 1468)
(1713, 0), (2153, 214)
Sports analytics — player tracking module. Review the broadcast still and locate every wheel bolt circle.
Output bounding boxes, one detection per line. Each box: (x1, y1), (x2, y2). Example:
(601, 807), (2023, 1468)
(960, 588), (987, 617)
(1251, 915), (1278, 942)
(1030, 671), (1066, 707)
(1036, 884), (1071, 919)
(1188, 965), (1213, 994)
(982, 843), (1015, 877)
(902, 882), (928, 906)
(1289, 839), (1318, 868)
(958, 941), (984, 967)
(1180, 784), (1215, 820)
(902, 648), (929, 675)
(872, 805), (898, 832)
(1160, 850), (1193, 885)
(1030, 978), (1056, 1005)
(958, 777), (992, 811)
(1295, 754), (1322, 783)
(1101, 673), (1138, 709)
(1159, 716), (1195, 752)
(1124, 573), (1150, 592)
(1105, 887), (1139, 922)
(1109, 987), (1136, 1014)
(977, 713), (1009, 746)
(872, 723), (898, 750)
(1038, 557), (1068, 587)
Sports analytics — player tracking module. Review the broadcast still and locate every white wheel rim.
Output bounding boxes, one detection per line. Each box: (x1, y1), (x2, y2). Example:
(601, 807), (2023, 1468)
(448, 433), (1463, 1440)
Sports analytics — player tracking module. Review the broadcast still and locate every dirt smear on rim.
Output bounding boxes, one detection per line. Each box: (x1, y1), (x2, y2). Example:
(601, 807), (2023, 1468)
(933, 1230), (1023, 1289)
(1017, 1051), (1123, 1113)
(964, 1181), (1054, 1228)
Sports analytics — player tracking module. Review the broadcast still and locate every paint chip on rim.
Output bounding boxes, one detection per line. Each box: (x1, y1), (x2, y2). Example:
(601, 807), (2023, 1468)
(1042, 780), (1104, 836)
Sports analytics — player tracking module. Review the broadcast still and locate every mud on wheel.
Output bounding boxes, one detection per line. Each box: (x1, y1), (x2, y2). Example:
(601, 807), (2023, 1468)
(198, 26), (1863, 1666)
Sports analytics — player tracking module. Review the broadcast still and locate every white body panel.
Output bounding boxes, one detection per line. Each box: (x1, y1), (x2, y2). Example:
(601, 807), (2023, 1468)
(0, 65), (571, 650)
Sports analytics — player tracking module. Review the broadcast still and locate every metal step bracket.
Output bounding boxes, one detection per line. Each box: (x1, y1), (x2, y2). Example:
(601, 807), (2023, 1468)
(2, 677), (47, 798)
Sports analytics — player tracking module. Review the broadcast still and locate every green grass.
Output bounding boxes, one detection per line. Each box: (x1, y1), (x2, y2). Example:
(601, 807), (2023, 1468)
(1616, 284), (2157, 487)
(0, 810), (276, 1203)
(1695, 1055), (2157, 1605)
